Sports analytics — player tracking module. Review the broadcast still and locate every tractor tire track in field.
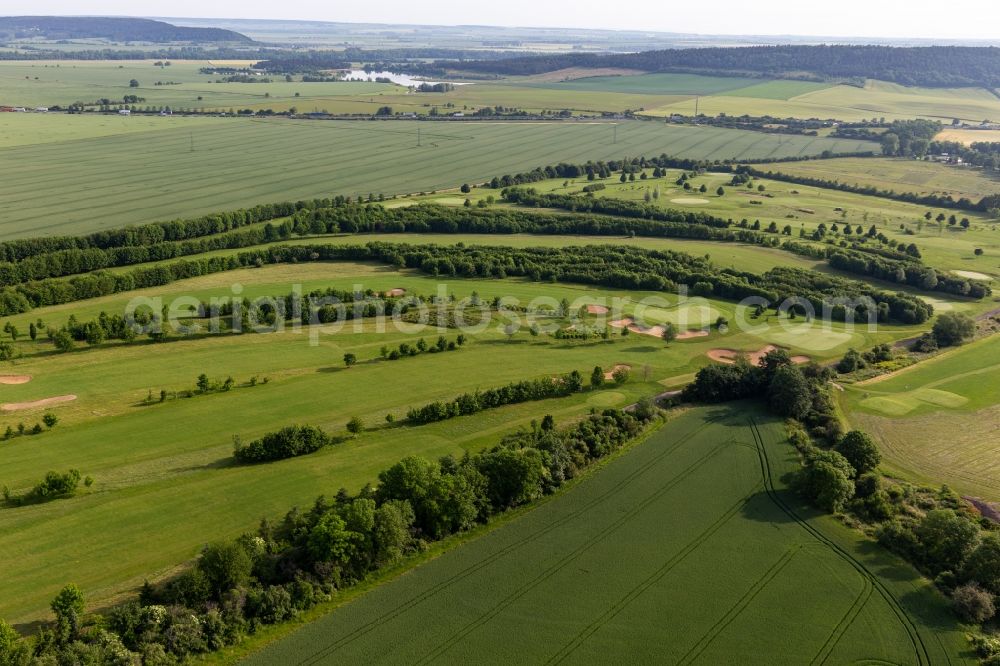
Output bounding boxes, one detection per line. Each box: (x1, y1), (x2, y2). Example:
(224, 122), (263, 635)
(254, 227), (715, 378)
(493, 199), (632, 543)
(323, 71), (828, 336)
(747, 418), (936, 666)
(293, 417), (719, 665)
(676, 545), (803, 666)
(543, 492), (764, 666)
(411, 441), (742, 665)
(812, 577), (875, 666)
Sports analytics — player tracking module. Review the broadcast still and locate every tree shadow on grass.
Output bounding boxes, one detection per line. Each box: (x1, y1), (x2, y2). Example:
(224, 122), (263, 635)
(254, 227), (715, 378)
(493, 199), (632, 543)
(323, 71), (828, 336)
(622, 345), (661, 354)
(172, 456), (238, 474)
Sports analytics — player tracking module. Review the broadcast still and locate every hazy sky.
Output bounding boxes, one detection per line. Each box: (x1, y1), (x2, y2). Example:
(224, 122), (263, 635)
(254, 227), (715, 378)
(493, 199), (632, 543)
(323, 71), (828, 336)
(5, 0), (1000, 40)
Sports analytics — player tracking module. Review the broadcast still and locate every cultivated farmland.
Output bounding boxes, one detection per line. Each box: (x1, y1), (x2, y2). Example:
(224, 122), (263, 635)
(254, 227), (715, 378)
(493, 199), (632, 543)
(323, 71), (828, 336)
(243, 406), (969, 665)
(0, 115), (877, 237)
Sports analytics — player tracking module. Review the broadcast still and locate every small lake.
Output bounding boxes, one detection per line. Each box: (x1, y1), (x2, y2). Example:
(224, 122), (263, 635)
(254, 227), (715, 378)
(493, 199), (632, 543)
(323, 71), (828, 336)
(341, 70), (472, 87)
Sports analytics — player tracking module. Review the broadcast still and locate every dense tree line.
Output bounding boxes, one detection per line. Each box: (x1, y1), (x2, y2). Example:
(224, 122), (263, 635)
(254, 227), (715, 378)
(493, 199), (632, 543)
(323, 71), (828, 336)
(0, 240), (937, 324)
(0, 407), (656, 663)
(422, 45), (1000, 88)
(406, 372), (584, 424)
(498, 187), (987, 300)
(8, 196), (979, 306)
(0, 198), (310, 270)
(501, 188), (731, 228)
(682, 348), (842, 441)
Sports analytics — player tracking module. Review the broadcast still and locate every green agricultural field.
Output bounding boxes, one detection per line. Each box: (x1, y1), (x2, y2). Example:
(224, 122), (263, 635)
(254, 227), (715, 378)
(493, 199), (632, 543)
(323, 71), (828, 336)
(645, 79), (1000, 123)
(0, 263), (924, 623)
(519, 72), (769, 95)
(242, 406), (969, 665)
(845, 334), (1000, 503)
(0, 60), (396, 110)
(0, 115), (877, 238)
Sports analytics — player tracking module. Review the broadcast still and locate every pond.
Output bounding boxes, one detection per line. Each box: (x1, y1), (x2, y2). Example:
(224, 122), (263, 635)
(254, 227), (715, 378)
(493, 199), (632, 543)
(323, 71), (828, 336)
(341, 70), (471, 87)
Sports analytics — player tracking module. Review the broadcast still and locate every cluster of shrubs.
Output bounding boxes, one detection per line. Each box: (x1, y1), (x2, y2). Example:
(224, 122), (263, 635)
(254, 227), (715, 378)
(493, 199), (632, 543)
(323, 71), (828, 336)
(683, 348), (842, 442)
(2, 468), (91, 507)
(836, 343), (894, 374)
(2, 413), (58, 441)
(232, 425), (335, 464)
(913, 312), (978, 353)
(0, 408), (658, 663)
(379, 334), (465, 361)
(407, 371), (585, 424)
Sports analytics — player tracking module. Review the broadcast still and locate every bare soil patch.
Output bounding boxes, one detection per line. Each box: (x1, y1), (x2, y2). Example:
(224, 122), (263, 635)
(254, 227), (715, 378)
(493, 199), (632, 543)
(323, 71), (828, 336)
(707, 345), (810, 365)
(586, 304), (609, 315)
(0, 375), (31, 385)
(604, 364), (632, 381)
(953, 270), (993, 281)
(385, 288), (407, 297)
(2, 395), (76, 412)
(610, 317), (708, 340)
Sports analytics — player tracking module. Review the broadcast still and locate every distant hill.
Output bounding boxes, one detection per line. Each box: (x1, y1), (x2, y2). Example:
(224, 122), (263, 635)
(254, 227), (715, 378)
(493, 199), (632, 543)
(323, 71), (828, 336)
(427, 45), (1000, 89)
(0, 16), (253, 43)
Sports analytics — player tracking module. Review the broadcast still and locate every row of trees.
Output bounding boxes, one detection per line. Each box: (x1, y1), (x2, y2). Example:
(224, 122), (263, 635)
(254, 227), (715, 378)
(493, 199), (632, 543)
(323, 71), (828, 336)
(0, 239), (940, 327)
(0, 407), (657, 663)
(424, 45), (1000, 88)
(407, 372), (585, 424)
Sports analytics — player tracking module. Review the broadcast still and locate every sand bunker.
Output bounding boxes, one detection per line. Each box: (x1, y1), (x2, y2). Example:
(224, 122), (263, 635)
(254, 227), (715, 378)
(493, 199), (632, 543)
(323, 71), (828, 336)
(953, 270), (993, 281)
(385, 288), (407, 297)
(2, 395), (76, 412)
(0, 375), (31, 385)
(670, 197), (709, 205)
(707, 345), (810, 366)
(604, 364), (632, 381)
(610, 317), (709, 340)
(586, 304), (609, 315)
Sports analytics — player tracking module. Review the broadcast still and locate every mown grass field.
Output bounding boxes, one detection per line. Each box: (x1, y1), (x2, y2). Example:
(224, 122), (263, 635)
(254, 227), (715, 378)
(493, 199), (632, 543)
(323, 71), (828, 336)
(0, 115), (877, 238)
(845, 334), (1000, 503)
(242, 406), (970, 665)
(0, 263), (927, 624)
(757, 156), (1000, 204)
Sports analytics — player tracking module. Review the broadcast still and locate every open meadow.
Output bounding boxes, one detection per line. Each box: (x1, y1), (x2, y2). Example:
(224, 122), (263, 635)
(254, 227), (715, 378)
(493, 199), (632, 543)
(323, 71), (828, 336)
(0, 259), (930, 624)
(243, 406), (971, 665)
(0, 114), (877, 238)
(846, 334), (1000, 504)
